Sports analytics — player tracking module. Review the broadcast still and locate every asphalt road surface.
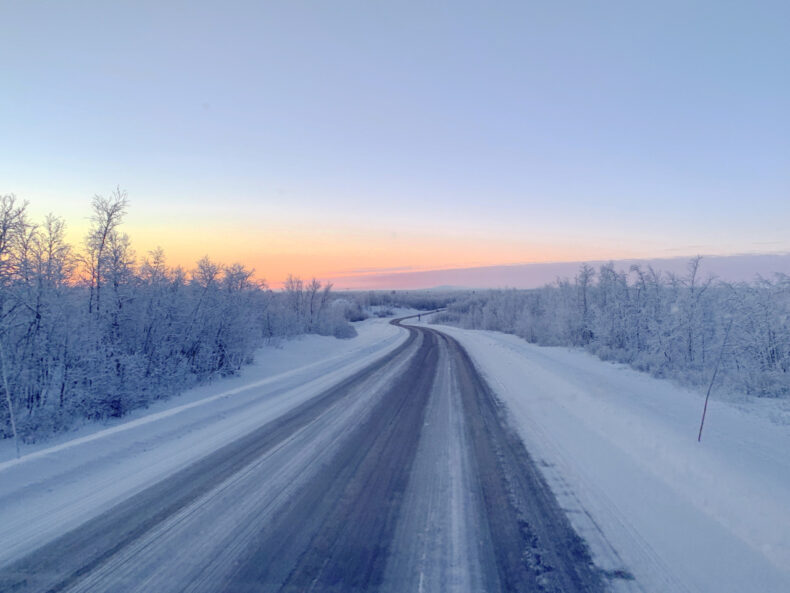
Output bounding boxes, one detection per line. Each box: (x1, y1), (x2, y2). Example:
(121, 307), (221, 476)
(1, 318), (605, 593)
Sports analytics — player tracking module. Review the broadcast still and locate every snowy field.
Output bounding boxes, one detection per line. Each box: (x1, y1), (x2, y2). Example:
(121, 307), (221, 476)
(4, 311), (789, 592)
(0, 316), (407, 567)
(414, 320), (790, 593)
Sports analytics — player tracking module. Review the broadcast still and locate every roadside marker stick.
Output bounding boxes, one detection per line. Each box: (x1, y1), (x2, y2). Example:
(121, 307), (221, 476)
(698, 319), (733, 443)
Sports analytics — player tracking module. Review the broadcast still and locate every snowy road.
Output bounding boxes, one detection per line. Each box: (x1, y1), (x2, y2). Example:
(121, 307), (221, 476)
(425, 322), (790, 593)
(0, 318), (604, 593)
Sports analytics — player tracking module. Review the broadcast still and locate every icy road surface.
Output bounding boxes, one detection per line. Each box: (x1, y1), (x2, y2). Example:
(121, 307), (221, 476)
(421, 320), (790, 593)
(0, 317), (604, 593)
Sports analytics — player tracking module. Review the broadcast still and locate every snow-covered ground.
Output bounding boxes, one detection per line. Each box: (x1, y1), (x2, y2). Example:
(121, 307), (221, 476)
(5, 312), (789, 592)
(417, 320), (790, 593)
(0, 316), (407, 567)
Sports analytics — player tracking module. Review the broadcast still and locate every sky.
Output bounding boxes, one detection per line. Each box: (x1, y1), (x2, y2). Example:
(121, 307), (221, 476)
(2, 1), (788, 288)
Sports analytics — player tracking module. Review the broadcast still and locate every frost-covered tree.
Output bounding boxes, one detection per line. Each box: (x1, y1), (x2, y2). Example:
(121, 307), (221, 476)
(0, 193), (360, 443)
(438, 258), (790, 399)
(85, 188), (128, 316)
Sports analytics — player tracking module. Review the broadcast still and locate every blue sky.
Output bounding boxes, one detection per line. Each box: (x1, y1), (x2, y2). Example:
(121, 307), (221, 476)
(2, 1), (788, 284)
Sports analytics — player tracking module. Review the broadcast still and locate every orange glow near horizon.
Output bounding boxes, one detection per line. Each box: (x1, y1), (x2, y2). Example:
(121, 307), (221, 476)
(59, 218), (656, 289)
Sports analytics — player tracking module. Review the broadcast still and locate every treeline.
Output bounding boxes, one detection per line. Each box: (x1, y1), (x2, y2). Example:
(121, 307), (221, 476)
(343, 289), (458, 320)
(435, 258), (790, 398)
(361, 289), (457, 311)
(317, 289), (458, 323)
(0, 191), (353, 442)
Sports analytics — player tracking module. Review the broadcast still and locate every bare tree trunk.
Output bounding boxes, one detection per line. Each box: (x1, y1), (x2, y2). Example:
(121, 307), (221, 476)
(0, 338), (20, 458)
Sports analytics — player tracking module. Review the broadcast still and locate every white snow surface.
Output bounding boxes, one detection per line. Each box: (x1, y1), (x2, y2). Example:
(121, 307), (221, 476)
(0, 316), (407, 567)
(416, 320), (790, 593)
(4, 312), (789, 593)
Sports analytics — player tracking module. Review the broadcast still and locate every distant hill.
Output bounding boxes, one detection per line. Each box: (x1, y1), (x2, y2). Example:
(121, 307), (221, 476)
(335, 253), (790, 290)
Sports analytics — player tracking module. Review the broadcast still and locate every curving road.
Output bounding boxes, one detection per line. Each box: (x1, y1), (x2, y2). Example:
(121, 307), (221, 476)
(0, 318), (605, 593)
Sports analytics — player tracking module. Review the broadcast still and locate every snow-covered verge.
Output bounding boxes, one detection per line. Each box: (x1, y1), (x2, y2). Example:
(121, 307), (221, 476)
(418, 320), (790, 593)
(0, 317), (407, 567)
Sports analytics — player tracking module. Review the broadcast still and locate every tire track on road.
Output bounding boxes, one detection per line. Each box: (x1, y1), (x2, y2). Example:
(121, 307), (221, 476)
(0, 327), (420, 593)
(1, 318), (607, 593)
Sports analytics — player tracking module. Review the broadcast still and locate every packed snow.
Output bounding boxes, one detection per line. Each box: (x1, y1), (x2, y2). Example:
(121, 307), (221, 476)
(0, 316), (406, 567)
(4, 310), (789, 593)
(413, 319), (790, 593)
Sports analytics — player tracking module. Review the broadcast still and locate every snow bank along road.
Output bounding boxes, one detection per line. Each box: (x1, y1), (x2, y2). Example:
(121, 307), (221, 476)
(0, 317), (607, 593)
(426, 322), (790, 593)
